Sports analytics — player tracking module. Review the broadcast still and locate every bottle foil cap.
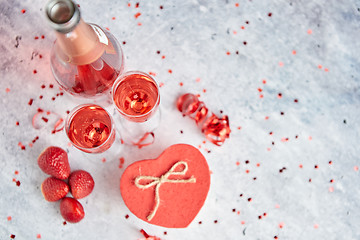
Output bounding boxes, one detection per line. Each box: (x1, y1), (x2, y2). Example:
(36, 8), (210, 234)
(45, 0), (80, 33)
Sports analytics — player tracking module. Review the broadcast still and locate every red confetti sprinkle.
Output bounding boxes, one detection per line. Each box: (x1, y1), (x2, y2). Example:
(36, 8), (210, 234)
(318, 64), (323, 69)
(16, 180), (21, 186)
(127, 3), (131, 7)
(105, 27), (110, 30)
(258, 88), (263, 92)
(159, 82), (164, 87)
(39, 54), (42, 58)
(102, 158), (106, 163)
(14, 170), (19, 175)
(135, 2), (140, 8)
(203, 89), (207, 93)
(41, 35), (45, 39)
(275, 204), (280, 208)
(307, 29), (313, 34)
(37, 234), (41, 239)
(241, 221), (245, 225)
(18, 142), (26, 150)
(236, 161), (240, 166)
(6, 88), (10, 93)
(226, 51), (231, 55)
(179, 82), (183, 86)
(63, 221), (67, 225)
(125, 214), (129, 219)
(161, 55), (165, 59)
(148, 72), (156, 76)
(309, 136), (312, 140)
(7, 216), (12, 221)
(299, 164), (303, 168)
(196, 78), (201, 82)
(265, 116), (269, 120)
(241, 26), (245, 30)
(168, 69), (172, 73)
(248, 198), (252, 202)
(292, 50), (297, 55)
(28, 98), (34, 106)
(134, 12), (141, 19)
(10, 234), (15, 239)
(237, 126), (241, 130)
(235, 3), (239, 7)
(279, 222), (284, 228)
(314, 224), (319, 229)
(49, 84), (54, 88)
(268, 12), (272, 17)
(329, 186), (334, 192)
(34, 36), (39, 40)
(160, 5), (163, 9)
(112, 17), (116, 20)
(324, 68), (329, 72)
(16, 121), (19, 126)
(256, 163), (260, 167)
(262, 79), (267, 84)
(21, 9), (26, 14)
(140, 229), (150, 238)
(354, 166), (359, 171)
(279, 61), (284, 67)
(278, 93), (282, 98)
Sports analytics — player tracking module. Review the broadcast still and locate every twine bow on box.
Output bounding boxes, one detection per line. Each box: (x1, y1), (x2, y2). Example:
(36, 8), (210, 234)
(134, 161), (196, 221)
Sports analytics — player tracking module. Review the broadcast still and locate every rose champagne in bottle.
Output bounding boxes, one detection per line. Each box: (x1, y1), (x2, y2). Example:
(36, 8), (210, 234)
(45, 0), (124, 100)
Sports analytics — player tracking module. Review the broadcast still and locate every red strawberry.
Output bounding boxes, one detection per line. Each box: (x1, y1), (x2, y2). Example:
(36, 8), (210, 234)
(41, 177), (69, 202)
(37, 146), (71, 179)
(68, 170), (94, 199)
(60, 197), (85, 223)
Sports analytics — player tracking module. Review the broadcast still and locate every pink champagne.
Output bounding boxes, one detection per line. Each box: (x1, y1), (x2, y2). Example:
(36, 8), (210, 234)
(46, 0), (124, 99)
(66, 105), (115, 153)
(113, 72), (160, 122)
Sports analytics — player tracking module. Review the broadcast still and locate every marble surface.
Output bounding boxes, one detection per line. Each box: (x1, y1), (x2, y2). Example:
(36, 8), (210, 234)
(1, 0), (360, 239)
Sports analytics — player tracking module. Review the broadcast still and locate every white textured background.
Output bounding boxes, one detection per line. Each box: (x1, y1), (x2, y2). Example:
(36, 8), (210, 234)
(1, 0), (360, 239)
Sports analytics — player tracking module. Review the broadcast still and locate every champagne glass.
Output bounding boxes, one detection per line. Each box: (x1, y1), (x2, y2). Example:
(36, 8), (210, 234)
(65, 104), (117, 153)
(112, 71), (161, 147)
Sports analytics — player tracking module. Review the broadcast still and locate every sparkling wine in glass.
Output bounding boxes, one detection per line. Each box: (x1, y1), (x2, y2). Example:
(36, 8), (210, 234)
(112, 71), (161, 146)
(65, 104), (115, 153)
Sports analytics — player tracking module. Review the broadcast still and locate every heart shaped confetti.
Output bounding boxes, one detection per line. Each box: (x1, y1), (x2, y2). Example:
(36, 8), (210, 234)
(120, 144), (210, 228)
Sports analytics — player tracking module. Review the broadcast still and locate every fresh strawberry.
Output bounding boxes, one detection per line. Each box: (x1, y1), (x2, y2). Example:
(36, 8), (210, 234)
(60, 197), (85, 223)
(68, 170), (94, 199)
(41, 177), (69, 202)
(37, 146), (71, 179)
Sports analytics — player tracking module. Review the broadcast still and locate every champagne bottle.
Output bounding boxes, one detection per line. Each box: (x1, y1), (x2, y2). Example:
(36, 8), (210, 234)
(46, 0), (124, 100)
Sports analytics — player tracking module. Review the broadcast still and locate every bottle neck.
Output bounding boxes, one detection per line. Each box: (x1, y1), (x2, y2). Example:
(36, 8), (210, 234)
(55, 19), (105, 65)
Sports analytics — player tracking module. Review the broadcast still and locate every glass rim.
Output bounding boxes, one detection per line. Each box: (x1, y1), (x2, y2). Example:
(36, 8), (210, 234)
(111, 70), (160, 121)
(65, 103), (115, 153)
